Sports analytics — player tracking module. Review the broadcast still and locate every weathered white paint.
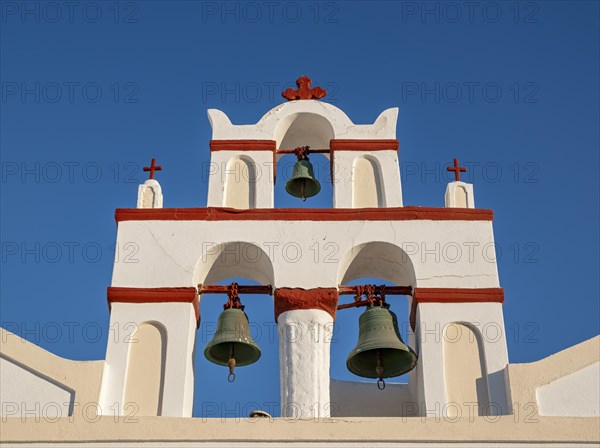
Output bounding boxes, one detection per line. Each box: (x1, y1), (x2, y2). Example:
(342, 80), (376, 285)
(98, 302), (196, 417)
(443, 323), (491, 417)
(112, 220), (499, 290)
(0, 356), (73, 417)
(123, 322), (167, 416)
(445, 181), (474, 208)
(413, 303), (509, 416)
(137, 179), (163, 208)
(536, 362), (600, 417)
(278, 309), (333, 418)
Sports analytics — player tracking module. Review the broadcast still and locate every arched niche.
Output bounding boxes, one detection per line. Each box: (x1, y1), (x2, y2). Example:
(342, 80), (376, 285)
(352, 156), (385, 208)
(443, 322), (491, 417)
(337, 242), (417, 287)
(223, 156), (256, 209)
(453, 185), (468, 208)
(123, 321), (167, 416)
(194, 241), (275, 287)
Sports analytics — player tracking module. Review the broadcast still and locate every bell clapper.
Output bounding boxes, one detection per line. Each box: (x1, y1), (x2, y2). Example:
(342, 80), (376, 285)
(227, 344), (236, 382)
(301, 180), (306, 201)
(376, 350), (385, 390)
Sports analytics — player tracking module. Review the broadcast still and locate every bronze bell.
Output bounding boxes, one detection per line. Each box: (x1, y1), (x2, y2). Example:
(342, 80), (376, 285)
(346, 303), (417, 389)
(204, 285), (261, 381)
(285, 146), (321, 201)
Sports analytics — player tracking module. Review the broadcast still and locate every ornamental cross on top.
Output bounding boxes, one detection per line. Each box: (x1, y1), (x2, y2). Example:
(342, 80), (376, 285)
(282, 75), (327, 101)
(143, 158), (162, 179)
(447, 157), (467, 182)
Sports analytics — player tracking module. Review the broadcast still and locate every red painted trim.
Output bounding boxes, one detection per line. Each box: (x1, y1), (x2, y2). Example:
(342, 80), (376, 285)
(409, 287), (504, 331)
(330, 139), (399, 151)
(210, 139), (399, 152)
(115, 206), (493, 222)
(274, 287), (339, 321)
(210, 140), (277, 151)
(107, 287), (200, 327)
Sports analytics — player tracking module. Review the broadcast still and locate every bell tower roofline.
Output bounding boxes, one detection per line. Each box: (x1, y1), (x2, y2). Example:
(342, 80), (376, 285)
(207, 102), (398, 143)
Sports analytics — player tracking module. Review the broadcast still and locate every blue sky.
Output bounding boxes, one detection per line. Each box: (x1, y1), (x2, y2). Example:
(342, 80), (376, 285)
(1, 1), (598, 418)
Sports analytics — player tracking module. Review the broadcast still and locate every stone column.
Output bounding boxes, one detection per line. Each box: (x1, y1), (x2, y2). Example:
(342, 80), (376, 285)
(275, 288), (338, 418)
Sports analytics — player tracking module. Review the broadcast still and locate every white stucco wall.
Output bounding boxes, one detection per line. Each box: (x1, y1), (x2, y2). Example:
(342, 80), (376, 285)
(414, 302), (509, 416)
(111, 219), (499, 290)
(536, 361), (600, 417)
(330, 379), (415, 417)
(208, 101), (398, 141)
(0, 356), (74, 417)
(98, 302), (196, 417)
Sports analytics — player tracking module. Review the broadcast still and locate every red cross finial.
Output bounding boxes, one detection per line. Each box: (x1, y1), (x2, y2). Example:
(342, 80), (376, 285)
(143, 158), (162, 179)
(447, 158), (467, 181)
(282, 75), (327, 101)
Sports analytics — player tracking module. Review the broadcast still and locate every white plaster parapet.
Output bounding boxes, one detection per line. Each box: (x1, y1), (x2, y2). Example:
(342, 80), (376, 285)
(445, 181), (475, 208)
(208, 102), (398, 142)
(137, 179), (163, 209)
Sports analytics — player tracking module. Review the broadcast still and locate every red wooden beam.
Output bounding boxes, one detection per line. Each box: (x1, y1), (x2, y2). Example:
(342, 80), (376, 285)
(338, 286), (412, 296)
(276, 149), (330, 154)
(337, 285), (413, 310)
(199, 285), (273, 295)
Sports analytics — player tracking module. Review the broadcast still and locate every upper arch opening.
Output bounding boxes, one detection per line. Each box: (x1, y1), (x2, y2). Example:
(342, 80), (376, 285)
(274, 112), (335, 150)
(193, 241), (275, 287)
(337, 242), (416, 287)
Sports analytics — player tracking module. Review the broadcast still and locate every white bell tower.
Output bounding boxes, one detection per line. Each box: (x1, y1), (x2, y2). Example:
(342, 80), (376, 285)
(100, 76), (510, 419)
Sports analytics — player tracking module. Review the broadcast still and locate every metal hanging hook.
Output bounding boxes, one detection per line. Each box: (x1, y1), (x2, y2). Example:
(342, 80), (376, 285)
(377, 379), (386, 390)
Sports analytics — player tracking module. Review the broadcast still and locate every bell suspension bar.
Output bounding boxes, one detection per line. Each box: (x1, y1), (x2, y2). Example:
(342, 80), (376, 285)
(197, 283), (412, 311)
(337, 285), (413, 310)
